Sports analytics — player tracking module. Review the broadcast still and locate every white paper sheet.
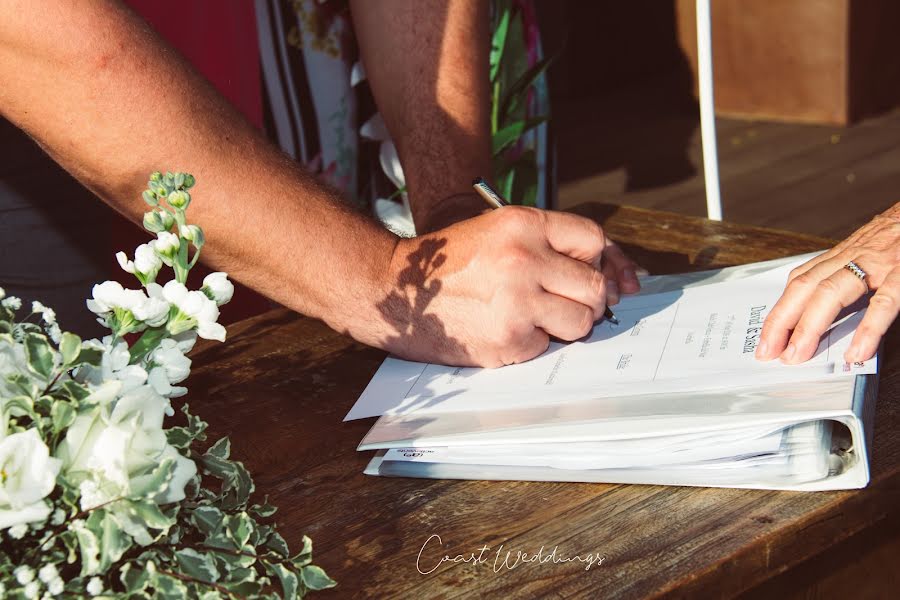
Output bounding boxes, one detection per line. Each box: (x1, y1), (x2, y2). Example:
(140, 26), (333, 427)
(346, 257), (876, 421)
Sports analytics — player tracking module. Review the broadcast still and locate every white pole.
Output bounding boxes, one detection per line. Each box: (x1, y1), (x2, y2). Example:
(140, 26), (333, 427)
(696, 0), (723, 221)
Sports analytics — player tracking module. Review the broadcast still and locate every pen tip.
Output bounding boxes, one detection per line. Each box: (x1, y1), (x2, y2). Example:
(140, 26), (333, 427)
(472, 176), (485, 186)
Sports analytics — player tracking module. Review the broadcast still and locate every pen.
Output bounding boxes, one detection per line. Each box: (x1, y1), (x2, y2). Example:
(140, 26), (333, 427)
(471, 177), (620, 326)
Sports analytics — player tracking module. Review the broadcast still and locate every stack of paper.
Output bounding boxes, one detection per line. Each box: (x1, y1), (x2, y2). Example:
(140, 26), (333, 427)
(345, 254), (879, 491)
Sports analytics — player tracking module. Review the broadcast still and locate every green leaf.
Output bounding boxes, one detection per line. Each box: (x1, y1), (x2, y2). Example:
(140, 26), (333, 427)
(73, 345), (104, 367)
(201, 454), (238, 481)
(175, 548), (220, 583)
(490, 7), (511, 82)
(205, 437), (231, 460)
(265, 531), (290, 559)
(71, 519), (101, 576)
(226, 513), (253, 549)
(220, 579), (264, 597)
(6, 373), (38, 398)
(250, 499), (277, 519)
(191, 505), (224, 536)
(127, 499), (176, 531)
(89, 509), (132, 573)
(128, 327), (168, 364)
(59, 332), (82, 365)
(301, 565), (337, 591)
(291, 536), (313, 569)
(492, 116), (547, 156)
(24, 332), (55, 380)
(166, 427), (194, 449)
(500, 55), (555, 118)
(129, 457), (176, 499)
(58, 379), (91, 402)
(3, 395), (35, 419)
(51, 400), (77, 434)
(265, 561), (299, 600)
(153, 573), (189, 600)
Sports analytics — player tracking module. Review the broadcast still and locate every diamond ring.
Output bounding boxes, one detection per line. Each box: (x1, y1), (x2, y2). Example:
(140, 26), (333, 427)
(845, 260), (869, 292)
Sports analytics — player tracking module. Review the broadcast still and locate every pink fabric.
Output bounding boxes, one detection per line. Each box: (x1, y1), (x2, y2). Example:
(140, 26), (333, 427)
(126, 0), (263, 129)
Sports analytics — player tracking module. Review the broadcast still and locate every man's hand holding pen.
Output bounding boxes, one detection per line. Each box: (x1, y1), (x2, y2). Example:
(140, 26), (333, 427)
(381, 203), (641, 368)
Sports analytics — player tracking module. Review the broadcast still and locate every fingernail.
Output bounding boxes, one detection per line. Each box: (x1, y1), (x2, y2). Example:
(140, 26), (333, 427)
(781, 342), (797, 362)
(635, 267), (650, 277)
(755, 339), (768, 359)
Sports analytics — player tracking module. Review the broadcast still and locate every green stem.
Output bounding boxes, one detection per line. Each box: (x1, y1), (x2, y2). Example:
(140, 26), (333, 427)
(491, 80), (501, 135)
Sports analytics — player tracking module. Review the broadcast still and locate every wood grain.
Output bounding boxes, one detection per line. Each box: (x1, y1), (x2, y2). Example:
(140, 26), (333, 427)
(185, 205), (899, 598)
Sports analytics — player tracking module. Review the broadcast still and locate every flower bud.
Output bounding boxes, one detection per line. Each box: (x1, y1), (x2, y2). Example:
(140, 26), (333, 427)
(149, 180), (167, 197)
(143, 210), (165, 233)
(174, 172), (185, 188)
(182, 174), (196, 188)
(202, 272), (234, 306)
(158, 209), (176, 231)
(180, 224), (205, 248)
(149, 171), (162, 183)
(153, 231), (180, 266)
(167, 190), (191, 210)
(142, 190), (159, 207)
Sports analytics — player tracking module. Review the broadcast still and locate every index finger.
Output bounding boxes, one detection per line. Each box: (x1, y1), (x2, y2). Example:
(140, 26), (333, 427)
(541, 211), (606, 264)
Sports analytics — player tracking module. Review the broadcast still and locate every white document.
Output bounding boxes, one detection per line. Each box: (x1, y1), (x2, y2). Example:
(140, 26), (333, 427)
(346, 257), (876, 421)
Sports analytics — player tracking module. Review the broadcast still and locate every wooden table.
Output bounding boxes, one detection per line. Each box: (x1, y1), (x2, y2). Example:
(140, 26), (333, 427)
(187, 204), (900, 599)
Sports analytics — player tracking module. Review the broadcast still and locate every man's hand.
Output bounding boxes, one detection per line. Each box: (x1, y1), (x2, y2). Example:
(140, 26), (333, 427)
(373, 206), (627, 367)
(756, 203), (900, 365)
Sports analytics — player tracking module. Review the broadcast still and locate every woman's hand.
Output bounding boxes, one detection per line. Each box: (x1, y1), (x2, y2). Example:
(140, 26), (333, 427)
(756, 203), (900, 365)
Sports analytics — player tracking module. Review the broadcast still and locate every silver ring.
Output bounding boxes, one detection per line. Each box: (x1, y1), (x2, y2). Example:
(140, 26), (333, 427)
(845, 261), (869, 292)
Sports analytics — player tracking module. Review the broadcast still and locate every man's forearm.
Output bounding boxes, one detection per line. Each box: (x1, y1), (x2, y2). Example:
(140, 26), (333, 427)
(0, 0), (398, 344)
(350, 0), (493, 233)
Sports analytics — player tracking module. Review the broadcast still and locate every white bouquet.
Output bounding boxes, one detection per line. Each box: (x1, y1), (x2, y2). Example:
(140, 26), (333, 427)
(0, 173), (334, 599)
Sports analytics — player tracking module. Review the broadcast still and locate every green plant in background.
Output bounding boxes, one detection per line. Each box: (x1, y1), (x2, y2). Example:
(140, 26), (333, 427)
(490, 0), (553, 206)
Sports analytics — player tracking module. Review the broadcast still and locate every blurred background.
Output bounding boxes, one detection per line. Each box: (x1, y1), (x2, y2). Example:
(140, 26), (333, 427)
(539, 0), (900, 240)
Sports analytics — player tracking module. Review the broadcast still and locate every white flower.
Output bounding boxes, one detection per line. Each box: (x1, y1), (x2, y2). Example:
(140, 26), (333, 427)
(0, 286), (4, 298)
(86, 281), (147, 315)
(15, 565), (35, 585)
(47, 323), (62, 344)
(117, 243), (163, 282)
(86, 577), (103, 596)
(0, 430), (62, 530)
(151, 339), (191, 384)
(24, 581), (39, 599)
(38, 565), (58, 584)
(31, 301), (56, 325)
(202, 272), (234, 306)
(154, 231), (180, 266)
(47, 577), (64, 596)
(132, 295), (169, 327)
(78, 338), (148, 394)
(50, 508), (65, 526)
(163, 281), (225, 341)
(1, 296), (21, 311)
(9, 523), (27, 539)
(56, 385), (196, 511)
(147, 367), (185, 401)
